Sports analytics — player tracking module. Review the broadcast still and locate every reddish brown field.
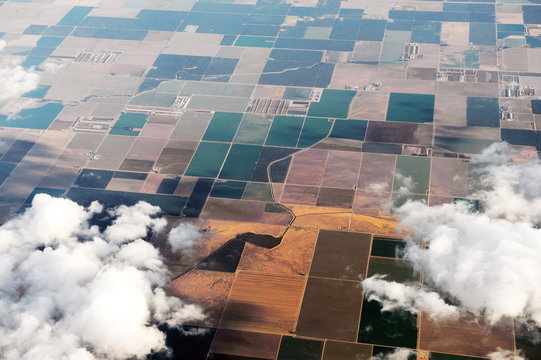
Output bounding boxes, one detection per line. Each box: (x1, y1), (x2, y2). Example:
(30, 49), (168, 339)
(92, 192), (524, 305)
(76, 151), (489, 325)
(202, 198), (266, 222)
(286, 149), (328, 186)
(357, 153), (396, 192)
(280, 185), (320, 206)
(429, 157), (468, 197)
(316, 187), (355, 209)
(419, 313), (515, 357)
(209, 328), (281, 359)
(309, 230), (372, 280)
(321, 151), (362, 189)
(219, 271), (306, 333)
(296, 277), (363, 341)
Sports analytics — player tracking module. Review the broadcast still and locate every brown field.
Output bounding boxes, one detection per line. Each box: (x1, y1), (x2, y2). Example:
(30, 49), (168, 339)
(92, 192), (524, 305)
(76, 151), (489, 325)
(357, 153), (396, 192)
(238, 227), (318, 276)
(419, 313), (515, 357)
(154, 140), (198, 175)
(139, 173), (166, 193)
(322, 341), (372, 360)
(352, 190), (390, 216)
(202, 198), (266, 222)
(407, 68), (437, 81)
(316, 187), (355, 209)
(310, 230), (371, 280)
(321, 151), (362, 189)
(168, 269), (234, 327)
(219, 271), (306, 333)
(365, 122), (433, 146)
(259, 212), (293, 226)
(119, 158), (155, 172)
(280, 185), (320, 206)
(209, 329), (281, 359)
(174, 175), (198, 196)
(296, 277), (363, 341)
(286, 149), (328, 186)
(430, 157), (468, 197)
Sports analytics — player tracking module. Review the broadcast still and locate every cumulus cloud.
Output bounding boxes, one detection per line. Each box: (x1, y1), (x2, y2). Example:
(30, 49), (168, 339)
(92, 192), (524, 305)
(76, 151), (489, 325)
(364, 143), (541, 331)
(488, 349), (525, 360)
(0, 61), (39, 103)
(0, 194), (205, 360)
(167, 222), (202, 252)
(0, 40), (6, 52)
(362, 275), (459, 319)
(39, 61), (65, 73)
(371, 348), (415, 360)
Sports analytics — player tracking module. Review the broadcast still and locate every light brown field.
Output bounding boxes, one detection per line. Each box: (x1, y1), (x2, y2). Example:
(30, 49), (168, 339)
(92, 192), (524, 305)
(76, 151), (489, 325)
(348, 92), (389, 121)
(219, 271), (306, 333)
(321, 151), (362, 189)
(280, 185), (320, 206)
(287, 204), (351, 231)
(169, 269), (234, 327)
(434, 95), (467, 126)
(286, 149), (328, 186)
(352, 190), (390, 217)
(430, 157), (468, 197)
(357, 153), (396, 192)
(238, 227), (318, 275)
(441, 22), (469, 45)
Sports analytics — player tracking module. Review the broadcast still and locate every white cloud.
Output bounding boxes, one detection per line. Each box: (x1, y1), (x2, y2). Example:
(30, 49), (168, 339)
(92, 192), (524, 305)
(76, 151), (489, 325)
(364, 143), (541, 330)
(0, 194), (205, 360)
(362, 275), (459, 319)
(371, 348), (415, 360)
(0, 40), (6, 52)
(167, 222), (201, 252)
(39, 62), (65, 73)
(0, 62), (39, 103)
(488, 349), (525, 360)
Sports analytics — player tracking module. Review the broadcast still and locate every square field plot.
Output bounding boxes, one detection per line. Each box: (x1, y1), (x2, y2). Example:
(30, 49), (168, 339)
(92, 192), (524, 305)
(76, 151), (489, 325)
(466, 97), (499, 128)
(219, 271), (306, 333)
(309, 230), (372, 280)
(386, 93), (435, 123)
(296, 277), (364, 341)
